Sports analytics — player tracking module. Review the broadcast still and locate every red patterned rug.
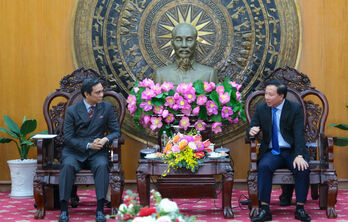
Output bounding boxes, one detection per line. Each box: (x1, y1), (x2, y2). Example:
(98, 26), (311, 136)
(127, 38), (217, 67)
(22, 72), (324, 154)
(0, 189), (347, 221)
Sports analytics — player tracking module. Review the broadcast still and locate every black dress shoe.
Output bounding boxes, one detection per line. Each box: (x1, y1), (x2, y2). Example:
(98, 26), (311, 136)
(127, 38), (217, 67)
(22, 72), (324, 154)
(295, 208), (311, 222)
(96, 211), (106, 222)
(240, 199), (251, 205)
(59, 211), (69, 222)
(251, 209), (272, 222)
(279, 194), (292, 206)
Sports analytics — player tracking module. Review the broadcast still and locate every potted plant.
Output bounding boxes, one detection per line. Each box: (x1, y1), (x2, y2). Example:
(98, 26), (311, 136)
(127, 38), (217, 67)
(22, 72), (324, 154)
(329, 105), (348, 146)
(0, 115), (45, 198)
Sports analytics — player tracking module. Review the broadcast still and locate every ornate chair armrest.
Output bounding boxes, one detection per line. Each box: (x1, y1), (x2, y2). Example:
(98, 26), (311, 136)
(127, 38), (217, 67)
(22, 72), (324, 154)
(245, 136), (258, 170)
(111, 134), (125, 163)
(33, 137), (55, 169)
(318, 133), (335, 169)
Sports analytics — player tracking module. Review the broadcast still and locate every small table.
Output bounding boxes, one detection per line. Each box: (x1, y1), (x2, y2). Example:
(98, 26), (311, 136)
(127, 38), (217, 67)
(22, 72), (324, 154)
(136, 157), (234, 218)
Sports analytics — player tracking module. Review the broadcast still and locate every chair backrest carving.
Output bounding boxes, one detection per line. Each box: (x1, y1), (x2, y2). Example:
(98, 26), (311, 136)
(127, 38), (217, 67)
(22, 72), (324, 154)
(245, 66), (329, 162)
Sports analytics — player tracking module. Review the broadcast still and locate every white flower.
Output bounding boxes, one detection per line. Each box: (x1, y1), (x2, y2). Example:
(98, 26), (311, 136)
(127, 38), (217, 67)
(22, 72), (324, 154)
(156, 215), (172, 222)
(158, 198), (178, 213)
(118, 203), (127, 212)
(128, 203), (134, 210)
(133, 216), (157, 222)
(188, 141), (197, 150)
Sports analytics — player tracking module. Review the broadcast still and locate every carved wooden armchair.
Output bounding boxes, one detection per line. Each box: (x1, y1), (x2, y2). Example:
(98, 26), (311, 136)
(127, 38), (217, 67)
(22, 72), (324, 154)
(245, 67), (337, 219)
(33, 68), (125, 219)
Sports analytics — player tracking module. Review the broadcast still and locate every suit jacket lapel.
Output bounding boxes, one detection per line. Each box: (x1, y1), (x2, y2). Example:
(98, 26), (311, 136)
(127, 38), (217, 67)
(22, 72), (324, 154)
(77, 101), (90, 122)
(280, 99), (290, 130)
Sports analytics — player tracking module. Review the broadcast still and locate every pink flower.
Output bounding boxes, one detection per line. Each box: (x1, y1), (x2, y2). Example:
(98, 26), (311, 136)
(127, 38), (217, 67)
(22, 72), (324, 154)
(229, 81), (242, 91)
(150, 117), (163, 131)
(141, 88), (155, 101)
(151, 83), (162, 95)
(134, 87), (139, 93)
(139, 78), (155, 88)
(179, 116), (190, 130)
(164, 96), (175, 108)
(216, 85), (225, 94)
(127, 104), (137, 115)
(204, 82), (215, 92)
(206, 100), (218, 116)
(196, 95), (208, 105)
(219, 92), (230, 104)
(172, 145), (180, 153)
(161, 82), (174, 92)
(153, 105), (163, 115)
(221, 106), (233, 119)
(165, 113), (175, 124)
(173, 93), (183, 100)
(212, 122), (222, 134)
(196, 141), (205, 151)
(143, 115), (151, 125)
(176, 98), (188, 109)
(194, 120), (206, 131)
(183, 135), (194, 142)
(192, 106), (200, 115)
(181, 105), (192, 116)
(176, 83), (193, 94)
(236, 91), (241, 100)
(232, 118), (239, 124)
(162, 110), (169, 118)
(183, 90), (196, 103)
(140, 101), (152, 111)
(127, 95), (136, 106)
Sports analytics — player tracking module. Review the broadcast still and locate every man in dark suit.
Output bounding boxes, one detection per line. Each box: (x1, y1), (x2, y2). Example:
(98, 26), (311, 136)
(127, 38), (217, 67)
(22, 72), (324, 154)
(58, 78), (121, 222)
(247, 80), (311, 222)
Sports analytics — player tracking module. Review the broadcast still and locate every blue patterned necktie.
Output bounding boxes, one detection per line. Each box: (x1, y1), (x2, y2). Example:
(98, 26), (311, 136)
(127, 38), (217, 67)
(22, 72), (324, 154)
(271, 107), (280, 155)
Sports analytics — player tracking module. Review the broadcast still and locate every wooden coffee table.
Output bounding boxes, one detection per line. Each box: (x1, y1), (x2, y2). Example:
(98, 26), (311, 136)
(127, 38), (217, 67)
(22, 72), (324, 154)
(136, 157), (234, 218)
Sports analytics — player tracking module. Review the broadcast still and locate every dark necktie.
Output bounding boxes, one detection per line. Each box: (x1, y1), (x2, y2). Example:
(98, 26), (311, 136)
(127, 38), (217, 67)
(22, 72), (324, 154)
(88, 106), (95, 119)
(271, 107), (280, 155)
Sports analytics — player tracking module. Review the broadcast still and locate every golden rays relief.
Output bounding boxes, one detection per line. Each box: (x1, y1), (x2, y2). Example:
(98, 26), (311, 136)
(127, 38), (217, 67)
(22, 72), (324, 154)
(158, 6), (214, 56)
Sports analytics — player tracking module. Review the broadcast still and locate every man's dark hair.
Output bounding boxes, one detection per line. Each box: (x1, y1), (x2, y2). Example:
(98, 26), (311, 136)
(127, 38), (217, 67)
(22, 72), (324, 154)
(81, 78), (101, 98)
(265, 79), (287, 98)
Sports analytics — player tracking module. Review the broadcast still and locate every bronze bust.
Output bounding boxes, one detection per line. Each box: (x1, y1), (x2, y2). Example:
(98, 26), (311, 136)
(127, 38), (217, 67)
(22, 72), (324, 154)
(154, 23), (218, 86)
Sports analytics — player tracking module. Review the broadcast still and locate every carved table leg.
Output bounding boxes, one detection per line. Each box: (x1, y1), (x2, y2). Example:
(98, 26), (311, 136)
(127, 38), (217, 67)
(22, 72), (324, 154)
(33, 174), (45, 219)
(110, 172), (123, 215)
(325, 173), (338, 218)
(136, 170), (150, 207)
(248, 171), (259, 218)
(222, 169), (234, 218)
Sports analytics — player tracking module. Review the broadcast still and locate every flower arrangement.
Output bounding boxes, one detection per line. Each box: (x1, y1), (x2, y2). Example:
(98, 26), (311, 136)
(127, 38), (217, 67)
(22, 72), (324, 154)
(113, 189), (195, 222)
(161, 131), (212, 176)
(126, 78), (245, 137)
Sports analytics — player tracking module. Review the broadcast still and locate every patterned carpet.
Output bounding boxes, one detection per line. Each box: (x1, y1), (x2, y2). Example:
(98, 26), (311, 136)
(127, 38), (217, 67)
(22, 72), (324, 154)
(0, 189), (347, 221)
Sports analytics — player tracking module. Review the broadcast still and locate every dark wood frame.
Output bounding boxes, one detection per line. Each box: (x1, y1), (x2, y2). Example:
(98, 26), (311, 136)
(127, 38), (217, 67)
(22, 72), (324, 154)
(33, 68), (126, 219)
(245, 66), (337, 219)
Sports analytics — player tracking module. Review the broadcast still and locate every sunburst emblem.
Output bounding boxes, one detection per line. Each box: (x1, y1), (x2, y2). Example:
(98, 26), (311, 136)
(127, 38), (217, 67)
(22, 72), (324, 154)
(158, 6), (214, 57)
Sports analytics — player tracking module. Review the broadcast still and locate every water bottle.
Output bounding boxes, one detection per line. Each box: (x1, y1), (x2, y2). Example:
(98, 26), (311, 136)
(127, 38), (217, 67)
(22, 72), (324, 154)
(161, 131), (168, 150)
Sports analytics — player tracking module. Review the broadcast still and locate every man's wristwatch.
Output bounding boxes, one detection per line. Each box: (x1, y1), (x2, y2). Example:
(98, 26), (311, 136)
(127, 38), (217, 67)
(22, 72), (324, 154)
(297, 155), (303, 158)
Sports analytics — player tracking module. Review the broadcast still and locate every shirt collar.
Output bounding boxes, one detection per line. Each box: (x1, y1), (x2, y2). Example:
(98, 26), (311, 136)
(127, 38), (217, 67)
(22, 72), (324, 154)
(83, 99), (94, 111)
(275, 99), (285, 112)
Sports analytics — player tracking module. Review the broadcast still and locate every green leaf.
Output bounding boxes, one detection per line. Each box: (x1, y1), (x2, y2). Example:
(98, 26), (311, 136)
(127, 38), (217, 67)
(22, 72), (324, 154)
(334, 137), (348, 146)
(198, 106), (208, 120)
(193, 80), (204, 94)
(20, 119), (37, 136)
(4, 116), (20, 136)
(0, 138), (13, 143)
(328, 123), (348, 131)
(0, 127), (19, 139)
(211, 114), (222, 122)
(209, 91), (221, 107)
(21, 140), (34, 146)
(152, 97), (165, 106)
